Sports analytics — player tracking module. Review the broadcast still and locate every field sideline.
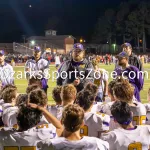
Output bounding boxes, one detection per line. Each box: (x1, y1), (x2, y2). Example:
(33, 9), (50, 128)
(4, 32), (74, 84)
(13, 64), (150, 104)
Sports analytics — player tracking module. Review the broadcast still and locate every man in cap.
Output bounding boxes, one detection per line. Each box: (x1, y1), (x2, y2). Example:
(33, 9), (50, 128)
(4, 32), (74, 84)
(25, 46), (49, 94)
(57, 43), (94, 92)
(121, 43), (143, 71)
(0, 50), (14, 87)
(114, 51), (143, 102)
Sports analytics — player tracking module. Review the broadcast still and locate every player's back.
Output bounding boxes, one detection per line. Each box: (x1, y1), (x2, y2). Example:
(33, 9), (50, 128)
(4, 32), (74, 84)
(81, 112), (110, 137)
(47, 105), (63, 120)
(38, 136), (109, 150)
(97, 102), (120, 130)
(0, 124), (57, 150)
(91, 102), (103, 113)
(130, 102), (146, 125)
(97, 102), (114, 116)
(102, 125), (150, 150)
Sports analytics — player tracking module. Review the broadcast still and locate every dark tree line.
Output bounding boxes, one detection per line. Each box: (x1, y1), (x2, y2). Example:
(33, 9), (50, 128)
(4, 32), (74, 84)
(92, 0), (150, 53)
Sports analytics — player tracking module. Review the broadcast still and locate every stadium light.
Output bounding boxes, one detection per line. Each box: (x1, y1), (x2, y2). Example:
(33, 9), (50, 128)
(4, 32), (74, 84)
(113, 44), (116, 52)
(31, 40), (35, 45)
(80, 38), (83, 43)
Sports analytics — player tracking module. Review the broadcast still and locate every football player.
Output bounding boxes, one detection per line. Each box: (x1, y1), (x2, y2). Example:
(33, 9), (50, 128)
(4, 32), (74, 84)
(102, 101), (150, 150)
(113, 78), (146, 126)
(0, 105), (62, 149)
(37, 104), (109, 150)
(48, 86), (63, 119)
(76, 90), (110, 138)
(2, 86), (18, 127)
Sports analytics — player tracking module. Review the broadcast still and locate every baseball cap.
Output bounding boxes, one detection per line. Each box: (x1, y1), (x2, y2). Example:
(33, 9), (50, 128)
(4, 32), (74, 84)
(72, 43), (84, 51)
(121, 43), (132, 48)
(117, 51), (129, 59)
(34, 46), (41, 52)
(0, 50), (4, 55)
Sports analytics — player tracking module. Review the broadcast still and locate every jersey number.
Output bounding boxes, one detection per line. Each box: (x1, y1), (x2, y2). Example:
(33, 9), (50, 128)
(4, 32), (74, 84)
(4, 146), (36, 150)
(37, 124), (48, 129)
(128, 142), (142, 150)
(94, 79), (101, 86)
(80, 125), (88, 136)
(133, 116), (146, 125)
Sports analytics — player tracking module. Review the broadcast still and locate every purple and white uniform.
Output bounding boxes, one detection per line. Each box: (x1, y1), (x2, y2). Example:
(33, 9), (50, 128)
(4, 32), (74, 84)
(25, 57), (49, 90)
(0, 63), (14, 87)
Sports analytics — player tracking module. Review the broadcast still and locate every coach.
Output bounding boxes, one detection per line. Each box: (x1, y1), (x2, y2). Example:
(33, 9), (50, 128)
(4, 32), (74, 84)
(114, 51), (143, 102)
(0, 50), (14, 87)
(57, 43), (94, 92)
(25, 46), (49, 94)
(121, 43), (143, 71)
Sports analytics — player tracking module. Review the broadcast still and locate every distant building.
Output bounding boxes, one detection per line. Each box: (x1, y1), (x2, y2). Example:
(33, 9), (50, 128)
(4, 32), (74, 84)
(0, 43), (13, 54)
(27, 30), (75, 54)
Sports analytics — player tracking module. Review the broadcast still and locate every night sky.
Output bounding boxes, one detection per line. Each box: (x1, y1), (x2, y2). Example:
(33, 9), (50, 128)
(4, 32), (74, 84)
(0, 0), (123, 42)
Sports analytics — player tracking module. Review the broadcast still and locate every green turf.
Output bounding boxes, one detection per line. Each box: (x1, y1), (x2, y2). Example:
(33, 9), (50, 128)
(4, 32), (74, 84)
(13, 64), (150, 104)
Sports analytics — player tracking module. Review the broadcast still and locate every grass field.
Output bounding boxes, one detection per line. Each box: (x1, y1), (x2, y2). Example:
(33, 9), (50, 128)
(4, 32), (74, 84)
(14, 64), (150, 104)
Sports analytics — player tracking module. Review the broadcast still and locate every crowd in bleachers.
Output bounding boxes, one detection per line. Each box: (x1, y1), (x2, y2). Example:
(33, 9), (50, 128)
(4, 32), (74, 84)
(4, 52), (150, 68)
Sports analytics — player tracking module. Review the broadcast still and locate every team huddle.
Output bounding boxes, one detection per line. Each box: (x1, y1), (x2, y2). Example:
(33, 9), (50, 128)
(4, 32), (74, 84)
(0, 78), (149, 150)
(0, 42), (149, 150)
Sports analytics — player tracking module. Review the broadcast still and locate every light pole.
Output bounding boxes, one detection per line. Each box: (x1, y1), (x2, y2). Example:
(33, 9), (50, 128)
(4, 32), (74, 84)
(31, 40), (35, 46)
(113, 44), (116, 54)
(80, 38), (83, 43)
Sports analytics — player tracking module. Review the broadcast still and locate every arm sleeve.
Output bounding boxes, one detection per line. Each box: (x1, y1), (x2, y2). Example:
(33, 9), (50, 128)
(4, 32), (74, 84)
(9, 65), (14, 84)
(42, 60), (49, 78)
(24, 60), (30, 79)
(144, 103), (150, 112)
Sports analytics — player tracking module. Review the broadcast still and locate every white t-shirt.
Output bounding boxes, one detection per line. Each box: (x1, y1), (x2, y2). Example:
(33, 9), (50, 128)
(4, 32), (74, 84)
(37, 136), (109, 150)
(55, 56), (61, 65)
(94, 69), (108, 93)
(102, 125), (150, 150)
